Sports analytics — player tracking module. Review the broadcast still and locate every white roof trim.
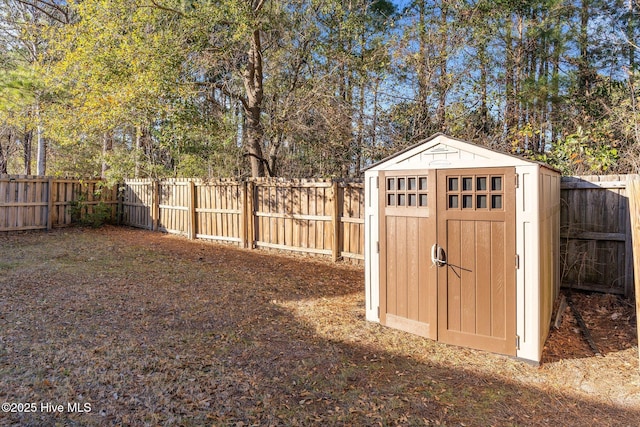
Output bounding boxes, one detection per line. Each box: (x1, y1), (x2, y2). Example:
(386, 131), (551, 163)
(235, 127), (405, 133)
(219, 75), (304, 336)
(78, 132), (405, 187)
(365, 133), (557, 173)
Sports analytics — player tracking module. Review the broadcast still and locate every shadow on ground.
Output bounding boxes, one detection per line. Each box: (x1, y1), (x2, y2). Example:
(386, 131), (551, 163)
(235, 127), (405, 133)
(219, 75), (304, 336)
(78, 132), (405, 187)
(0, 227), (638, 426)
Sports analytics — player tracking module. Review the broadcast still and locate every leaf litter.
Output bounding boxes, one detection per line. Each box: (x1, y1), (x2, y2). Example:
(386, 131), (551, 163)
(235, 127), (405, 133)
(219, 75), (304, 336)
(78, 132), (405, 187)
(0, 226), (638, 426)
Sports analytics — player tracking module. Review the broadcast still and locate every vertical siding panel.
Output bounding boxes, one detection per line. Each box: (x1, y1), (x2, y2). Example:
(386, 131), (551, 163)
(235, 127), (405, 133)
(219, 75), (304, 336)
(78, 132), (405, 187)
(386, 216), (397, 316)
(491, 221), (506, 339)
(406, 216), (420, 320)
(417, 217), (431, 324)
(447, 220), (461, 332)
(460, 220), (476, 334)
(476, 221), (492, 336)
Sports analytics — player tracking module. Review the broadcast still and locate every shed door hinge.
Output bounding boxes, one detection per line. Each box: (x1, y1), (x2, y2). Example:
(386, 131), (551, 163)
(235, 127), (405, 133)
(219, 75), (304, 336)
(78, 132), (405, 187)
(515, 173), (519, 188)
(376, 176), (379, 189)
(377, 241), (380, 253)
(377, 306), (380, 317)
(516, 335), (521, 350)
(515, 254), (520, 269)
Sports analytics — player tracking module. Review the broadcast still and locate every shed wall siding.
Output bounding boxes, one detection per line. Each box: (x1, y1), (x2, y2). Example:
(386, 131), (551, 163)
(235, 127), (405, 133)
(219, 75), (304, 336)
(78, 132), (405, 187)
(365, 171), (380, 321)
(515, 165), (541, 361)
(538, 170), (561, 357)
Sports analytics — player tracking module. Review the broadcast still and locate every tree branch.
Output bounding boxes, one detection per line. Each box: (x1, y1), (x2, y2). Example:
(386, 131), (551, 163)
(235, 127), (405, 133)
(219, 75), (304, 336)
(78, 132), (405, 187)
(243, 152), (273, 177)
(12, 0), (71, 24)
(145, 0), (185, 16)
(253, 0), (267, 13)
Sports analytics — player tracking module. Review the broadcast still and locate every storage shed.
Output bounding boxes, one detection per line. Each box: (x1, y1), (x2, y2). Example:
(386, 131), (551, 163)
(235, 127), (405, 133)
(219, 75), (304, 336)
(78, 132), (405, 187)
(364, 133), (560, 363)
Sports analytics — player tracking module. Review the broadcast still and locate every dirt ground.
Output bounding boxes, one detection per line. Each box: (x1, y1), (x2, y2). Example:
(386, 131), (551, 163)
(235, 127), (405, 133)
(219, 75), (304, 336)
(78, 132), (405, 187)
(0, 226), (638, 426)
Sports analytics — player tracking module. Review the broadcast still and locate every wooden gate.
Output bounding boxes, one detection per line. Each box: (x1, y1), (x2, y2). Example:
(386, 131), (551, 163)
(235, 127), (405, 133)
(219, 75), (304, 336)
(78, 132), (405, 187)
(379, 167), (516, 355)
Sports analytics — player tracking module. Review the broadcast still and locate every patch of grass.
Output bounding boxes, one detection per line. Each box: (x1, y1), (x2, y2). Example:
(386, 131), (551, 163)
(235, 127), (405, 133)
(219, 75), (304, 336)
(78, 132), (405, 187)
(0, 261), (17, 271)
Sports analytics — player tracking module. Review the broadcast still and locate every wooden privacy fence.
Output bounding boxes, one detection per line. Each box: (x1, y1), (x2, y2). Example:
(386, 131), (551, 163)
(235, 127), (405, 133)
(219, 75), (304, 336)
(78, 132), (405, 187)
(560, 174), (640, 297)
(120, 178), (365, 262)
(0, 175), (118, 232)
(3, 173), (639, 295)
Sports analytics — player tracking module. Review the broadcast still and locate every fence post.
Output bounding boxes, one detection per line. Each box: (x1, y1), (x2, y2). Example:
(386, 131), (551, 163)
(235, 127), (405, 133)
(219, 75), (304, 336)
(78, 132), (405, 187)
(240, 180), (247, 248)
(188, 180), (196, 239)
(47, 178), (54, 230)
(247, 180), (256, 249)
(116, 183), (123, 225)
(331, 180), (341, 262)
(627, 179), (640, 370)
(152, 180), (159, 231)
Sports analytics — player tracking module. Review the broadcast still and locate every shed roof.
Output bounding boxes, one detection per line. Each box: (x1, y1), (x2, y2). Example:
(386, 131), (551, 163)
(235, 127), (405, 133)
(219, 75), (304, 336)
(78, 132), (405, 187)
(364, 133), (559, 173)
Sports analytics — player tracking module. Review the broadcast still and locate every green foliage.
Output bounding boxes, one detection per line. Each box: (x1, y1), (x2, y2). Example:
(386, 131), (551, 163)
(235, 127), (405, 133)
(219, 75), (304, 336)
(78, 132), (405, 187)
(68, 189), (114, 228)
(0, 66), (39, 112)
(531, 129), (619, 175)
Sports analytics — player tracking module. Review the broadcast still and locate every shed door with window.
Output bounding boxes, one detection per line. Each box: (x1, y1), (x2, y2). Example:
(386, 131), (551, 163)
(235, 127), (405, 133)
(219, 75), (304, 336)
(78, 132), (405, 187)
(436, 168), (516, 355)
(379, 170), (437, 339)
(379, 167), (516, 356)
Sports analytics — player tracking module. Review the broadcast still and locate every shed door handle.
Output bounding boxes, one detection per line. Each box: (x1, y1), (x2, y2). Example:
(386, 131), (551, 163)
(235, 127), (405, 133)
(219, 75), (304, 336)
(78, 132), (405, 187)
(431, 244), (447, 267)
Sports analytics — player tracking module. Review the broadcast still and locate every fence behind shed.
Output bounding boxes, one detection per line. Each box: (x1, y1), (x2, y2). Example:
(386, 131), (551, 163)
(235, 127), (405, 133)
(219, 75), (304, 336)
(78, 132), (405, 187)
(560, 174), (639, 297)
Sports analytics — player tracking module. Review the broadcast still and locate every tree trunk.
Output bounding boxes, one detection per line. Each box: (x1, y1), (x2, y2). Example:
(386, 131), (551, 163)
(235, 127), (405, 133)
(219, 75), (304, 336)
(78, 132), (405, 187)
(415, 0), (430, 141)
(0, 131), (8, 174)
(629, 0), (636, 77)
(23, 128), (32, 175)
(578, 0), (590, 98)
(550, 13), (562, 143)
(504, 17), (515, 145)
(101, 132), (113, 179)
(35, 102), (45, 176)
(436, 2), (448, 133)
(243, 28), (266, 178)
(478, 38), (489, 135)
(36, 125), (45, 176)
(135, 126), (142, 178)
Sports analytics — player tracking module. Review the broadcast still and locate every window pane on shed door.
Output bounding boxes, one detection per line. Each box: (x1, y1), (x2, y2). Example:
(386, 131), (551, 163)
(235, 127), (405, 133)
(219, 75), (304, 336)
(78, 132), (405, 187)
(462, 195), (473, 209)
(448, 195), (459, 208)
(408, 177), (417, 191)
(462, 177), (473, 191)
(419, 193), (428, 207)
(419, 177), (428, 190)
(408, 194), (417, 206)
(476, 177), (487, 191)
(477, 195), (487, 209)
(491, 176), (502, 191)
(387, 194), (395, 206)
(448, 178), (458, 191)
(398, 178), (406, 191)
(387, 178), (395, 191)
(492, 195), (502, 209)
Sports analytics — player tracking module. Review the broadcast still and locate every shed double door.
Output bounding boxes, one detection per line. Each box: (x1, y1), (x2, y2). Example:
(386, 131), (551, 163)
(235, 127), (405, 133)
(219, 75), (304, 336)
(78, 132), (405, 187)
(379, 168), (516, 356)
